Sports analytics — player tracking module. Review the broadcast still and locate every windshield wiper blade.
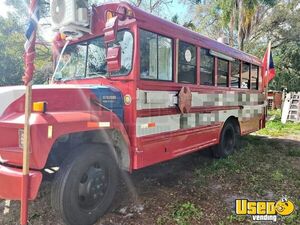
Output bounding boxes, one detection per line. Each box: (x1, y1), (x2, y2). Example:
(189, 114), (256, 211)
(87, 72), (110, 79)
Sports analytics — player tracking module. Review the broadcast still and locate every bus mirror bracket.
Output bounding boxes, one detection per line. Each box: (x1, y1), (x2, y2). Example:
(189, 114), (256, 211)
(104, 16), (118, 43)
(106, 46), (121, 72)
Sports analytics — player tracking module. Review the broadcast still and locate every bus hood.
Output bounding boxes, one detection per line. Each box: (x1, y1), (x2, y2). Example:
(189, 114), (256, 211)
(0, 84), (124, 121)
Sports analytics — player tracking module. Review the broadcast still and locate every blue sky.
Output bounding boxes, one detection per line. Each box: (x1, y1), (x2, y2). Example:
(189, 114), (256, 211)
(163, 0), (190, 23)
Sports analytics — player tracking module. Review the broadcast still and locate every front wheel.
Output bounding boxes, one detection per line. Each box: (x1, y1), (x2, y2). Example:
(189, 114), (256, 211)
(51, 144), (118, 225)
(212, 122), (236, 158)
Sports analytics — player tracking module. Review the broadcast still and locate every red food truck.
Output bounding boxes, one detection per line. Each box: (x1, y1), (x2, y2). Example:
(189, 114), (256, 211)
(0, 1), (266, 225)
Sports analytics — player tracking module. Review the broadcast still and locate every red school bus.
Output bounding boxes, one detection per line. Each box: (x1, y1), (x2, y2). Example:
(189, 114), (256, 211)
(0, 2), (266, 225)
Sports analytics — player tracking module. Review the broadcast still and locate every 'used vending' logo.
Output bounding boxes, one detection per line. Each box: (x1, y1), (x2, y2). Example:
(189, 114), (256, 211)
(235, 197), (295, 222)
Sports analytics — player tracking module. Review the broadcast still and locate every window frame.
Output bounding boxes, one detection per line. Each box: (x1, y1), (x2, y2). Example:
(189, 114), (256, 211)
(250, 64), (259, 90)
(177, 40), (197, 84)
(139, 28), (174, 82)
(230, 59), (241, 89)
(216, 57), (230, 87)
(241, 61), (251, 89)
(199, 47), (215, 87)
(54, 29), (135, 81)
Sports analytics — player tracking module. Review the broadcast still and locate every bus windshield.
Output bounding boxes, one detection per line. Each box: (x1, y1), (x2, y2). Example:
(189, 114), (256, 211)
(54, 30), (133, 81)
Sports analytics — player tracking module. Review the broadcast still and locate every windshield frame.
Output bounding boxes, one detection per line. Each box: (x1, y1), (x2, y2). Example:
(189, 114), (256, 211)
(53, 29), (134, 82)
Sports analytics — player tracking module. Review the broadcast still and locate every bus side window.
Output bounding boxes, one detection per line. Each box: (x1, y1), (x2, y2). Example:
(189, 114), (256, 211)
(178, 41), (196, 84)
(251, 65), (259, 90)
(139, 29), (173, 81)
(231, 60), (240, 88)
(217, 58), (229, 87)
(200, 48), (214, 86)
(241, 62), (250, 89)
(158, 36), (173, 81)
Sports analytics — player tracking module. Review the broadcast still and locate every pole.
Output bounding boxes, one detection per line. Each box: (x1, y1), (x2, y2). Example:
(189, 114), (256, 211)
(20, 0), (39, 224)
(264, 41), (271, 121)
(21, 83), (32, 225)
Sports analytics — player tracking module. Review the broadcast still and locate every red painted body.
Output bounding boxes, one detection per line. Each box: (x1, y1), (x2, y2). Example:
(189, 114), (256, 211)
(0, 2), (266, 201)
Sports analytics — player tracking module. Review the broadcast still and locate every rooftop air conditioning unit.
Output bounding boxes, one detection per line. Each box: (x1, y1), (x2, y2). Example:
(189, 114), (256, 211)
(50, 0), (90, 37)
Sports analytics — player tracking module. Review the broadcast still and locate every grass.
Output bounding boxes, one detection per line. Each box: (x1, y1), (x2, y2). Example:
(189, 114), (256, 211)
(288, 147), (300, 157)
(256, 109), (300, 137)
(191, 115), (300, 224)
(157, 201), (202, 225)
(155, 111), (300, 224)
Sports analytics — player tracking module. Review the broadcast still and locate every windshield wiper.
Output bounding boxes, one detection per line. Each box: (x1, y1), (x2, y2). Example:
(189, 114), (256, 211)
(87, 72), (110, 79)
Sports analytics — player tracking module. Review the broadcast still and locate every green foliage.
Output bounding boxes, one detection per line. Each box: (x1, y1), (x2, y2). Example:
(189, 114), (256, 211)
(157, 201), (202, 225)
(172, 14), (179, 24)
(171, 201), (202, 225)
(271, 170), (284, 182)
(288, 147), (300, 157)
(0, 1), (52, 86)
(0, 16), (25, 86)
(226, 212), (247, 223)
(256, 116), (300, 137)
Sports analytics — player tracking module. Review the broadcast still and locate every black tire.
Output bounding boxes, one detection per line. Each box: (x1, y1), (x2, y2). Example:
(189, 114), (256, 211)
(51, 144), (118, 225)
(212, 122), (236, 158)
(234, 131), (241, 151)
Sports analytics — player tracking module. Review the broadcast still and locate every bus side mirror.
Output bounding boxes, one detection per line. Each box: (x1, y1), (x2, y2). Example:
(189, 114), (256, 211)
(106, 46), (121, 72)
(104, 16), (118, 43)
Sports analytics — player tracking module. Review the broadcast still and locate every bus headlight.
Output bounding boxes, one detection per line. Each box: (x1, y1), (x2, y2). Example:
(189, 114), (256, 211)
(18, 129), (24, 149)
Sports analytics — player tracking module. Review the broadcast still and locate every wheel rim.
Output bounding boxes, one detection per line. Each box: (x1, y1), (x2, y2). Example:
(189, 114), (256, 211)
(223, 128), (234, 154)
(78, 163), (109, 210)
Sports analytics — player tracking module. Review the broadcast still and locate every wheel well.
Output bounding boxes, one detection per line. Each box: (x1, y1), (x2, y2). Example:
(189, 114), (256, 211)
(224, 116), (241, 135)
(45, 129), (130, 171)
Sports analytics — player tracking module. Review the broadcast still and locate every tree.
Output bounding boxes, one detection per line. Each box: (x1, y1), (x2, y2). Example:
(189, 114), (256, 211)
(171, 14), (179, 24)
(0, 16), (25, 86)
(131, 0), (173, 14)
(251, 0), (300, 91)
(183, 20), (196, 30)
(189, 0), (276, 49)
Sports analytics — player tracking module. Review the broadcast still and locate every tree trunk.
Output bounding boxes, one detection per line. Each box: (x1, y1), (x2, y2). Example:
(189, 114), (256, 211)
(238, 0), (245, 50)
(229, 10), (235, 46)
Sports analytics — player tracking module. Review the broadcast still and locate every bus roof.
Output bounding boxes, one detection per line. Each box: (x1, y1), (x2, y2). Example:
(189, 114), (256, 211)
(98, 1), (262, 66)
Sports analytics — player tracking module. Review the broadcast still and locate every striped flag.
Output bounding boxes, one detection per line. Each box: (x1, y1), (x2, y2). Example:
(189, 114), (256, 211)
(262, 42), (276, 87)
(23, 0), (40, 85)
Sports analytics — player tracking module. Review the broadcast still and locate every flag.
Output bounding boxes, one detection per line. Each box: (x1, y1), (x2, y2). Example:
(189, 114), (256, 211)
(262, 42), (276, 87)
(22, 0), (40, 85)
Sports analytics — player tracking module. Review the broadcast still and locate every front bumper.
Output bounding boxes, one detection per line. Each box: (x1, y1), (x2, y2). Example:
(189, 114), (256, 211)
(0, 165), (42, 200)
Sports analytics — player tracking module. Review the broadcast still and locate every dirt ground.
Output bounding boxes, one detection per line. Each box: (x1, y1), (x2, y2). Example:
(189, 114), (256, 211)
(1, 134), (300, 225)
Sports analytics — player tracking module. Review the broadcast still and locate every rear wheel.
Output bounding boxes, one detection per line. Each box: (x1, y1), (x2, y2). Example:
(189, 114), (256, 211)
(212, 122), (236, 158)
(51, 144), (118, 225)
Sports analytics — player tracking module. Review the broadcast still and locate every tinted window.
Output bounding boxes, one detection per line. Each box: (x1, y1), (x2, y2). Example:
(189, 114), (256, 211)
(140, 29), (172, 81)
(178, 41), (196, 83)
(251, 65), (259, 90)
(231, 60), (240, 88)
(217, 58), (229, 87)
(200, 48), (214, 86)
(241, 62), (250, 89)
